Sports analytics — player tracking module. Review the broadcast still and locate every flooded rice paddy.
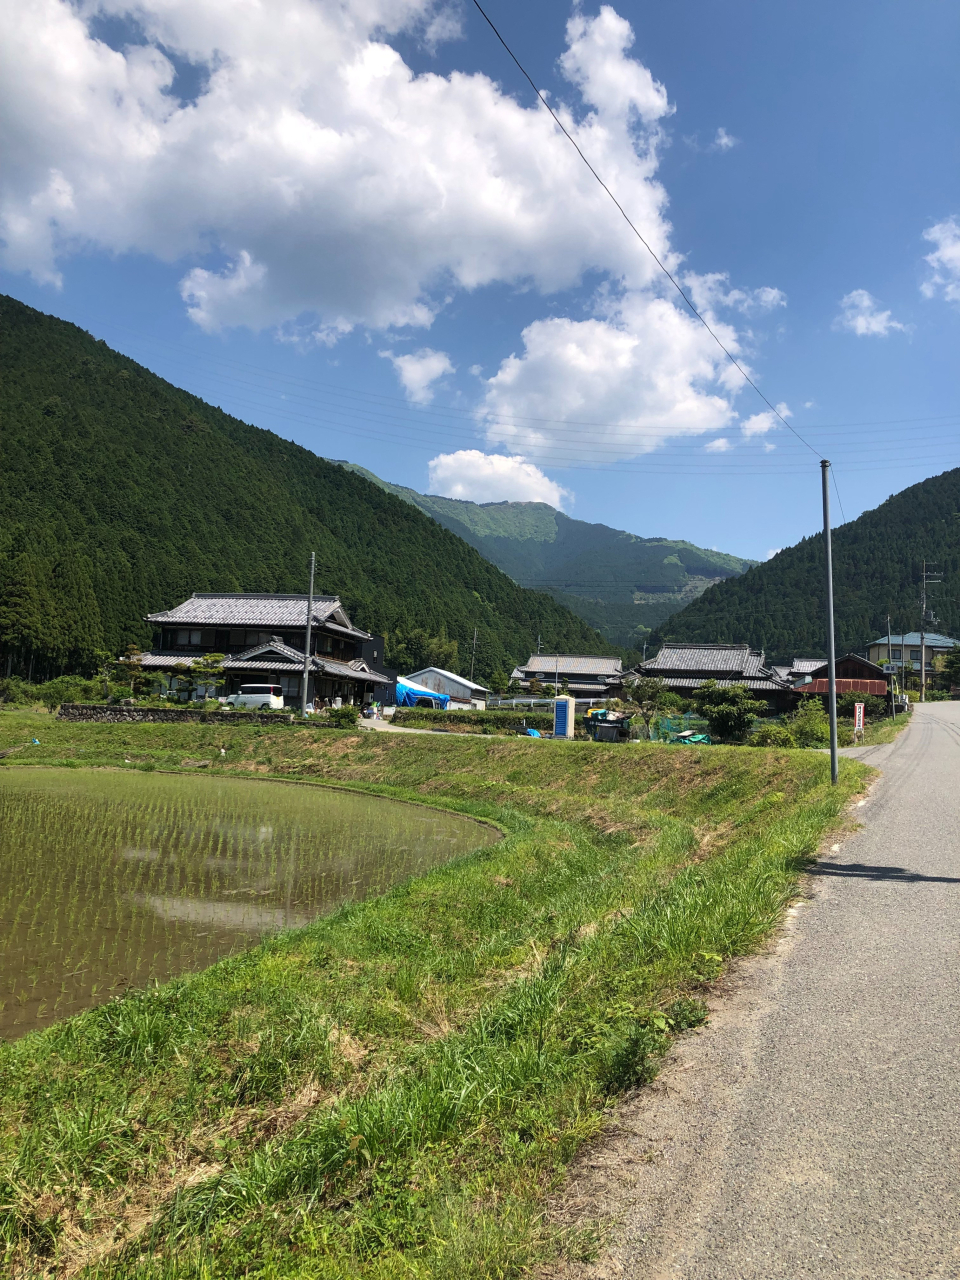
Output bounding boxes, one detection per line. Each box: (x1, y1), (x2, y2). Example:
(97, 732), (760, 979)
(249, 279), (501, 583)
(0, 768), (498, 1040)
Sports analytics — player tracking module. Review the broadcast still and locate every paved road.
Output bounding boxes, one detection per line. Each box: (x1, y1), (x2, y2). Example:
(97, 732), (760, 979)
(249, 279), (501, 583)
(559, 702), (960, 1279)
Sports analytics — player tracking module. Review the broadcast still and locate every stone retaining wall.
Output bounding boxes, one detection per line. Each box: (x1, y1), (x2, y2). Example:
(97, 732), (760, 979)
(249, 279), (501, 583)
(57, 704), (295, 725)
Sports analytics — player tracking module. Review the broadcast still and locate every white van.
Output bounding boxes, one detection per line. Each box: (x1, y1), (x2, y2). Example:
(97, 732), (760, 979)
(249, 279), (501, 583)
(225, 684), (285, 711)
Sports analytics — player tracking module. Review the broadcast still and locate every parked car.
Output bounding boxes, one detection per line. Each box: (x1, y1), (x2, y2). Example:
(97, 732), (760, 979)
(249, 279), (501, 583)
(225, 684), (284, 711)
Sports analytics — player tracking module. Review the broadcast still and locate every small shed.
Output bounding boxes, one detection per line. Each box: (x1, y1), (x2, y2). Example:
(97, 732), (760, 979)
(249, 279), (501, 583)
(797, 653), (890, 698)
(405, 667), (490, 709)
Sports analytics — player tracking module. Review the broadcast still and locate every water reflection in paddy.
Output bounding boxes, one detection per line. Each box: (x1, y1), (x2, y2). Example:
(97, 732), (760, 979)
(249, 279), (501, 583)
(0, 768), (498, 1039)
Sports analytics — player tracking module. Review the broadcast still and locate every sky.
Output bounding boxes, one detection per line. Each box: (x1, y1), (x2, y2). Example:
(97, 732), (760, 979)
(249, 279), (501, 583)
(2, 0), (959, 563)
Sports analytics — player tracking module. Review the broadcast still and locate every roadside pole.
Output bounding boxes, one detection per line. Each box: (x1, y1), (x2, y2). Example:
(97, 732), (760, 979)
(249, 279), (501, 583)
(301, 551), (315, 719)
(821, 461), (839, 785)
(920, 560), (926, 704)
(887, 613), (896, 719)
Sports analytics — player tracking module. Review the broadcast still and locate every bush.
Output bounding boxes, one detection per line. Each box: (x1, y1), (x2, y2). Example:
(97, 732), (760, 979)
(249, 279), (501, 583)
(693, 681), (767, 742)
(391, 707), (588, 736)
(749, 723), (796, 748)
(924, 688), (950, 702)
(837, 691), (888, 720)
(785, 697), (830, 747)
(0, 677), (34, 705)
(325, 705), (360, 729)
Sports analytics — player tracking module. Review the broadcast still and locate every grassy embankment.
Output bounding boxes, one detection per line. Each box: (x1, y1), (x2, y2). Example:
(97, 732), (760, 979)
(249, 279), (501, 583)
(0, 712), (869, 1278)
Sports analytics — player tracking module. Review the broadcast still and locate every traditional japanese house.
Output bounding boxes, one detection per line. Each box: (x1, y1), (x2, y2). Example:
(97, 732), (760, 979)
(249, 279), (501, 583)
(142, 593), (393, 705)
(637, 642), (794, 711)
(509, 654), (624, 699)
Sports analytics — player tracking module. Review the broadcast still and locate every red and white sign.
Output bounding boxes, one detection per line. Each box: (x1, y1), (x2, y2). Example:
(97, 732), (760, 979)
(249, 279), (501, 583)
(854, 702), (865, 732)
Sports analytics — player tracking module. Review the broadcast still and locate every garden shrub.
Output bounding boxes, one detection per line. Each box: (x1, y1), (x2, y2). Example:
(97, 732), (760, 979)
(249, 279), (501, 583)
(749, 723), (797, 748)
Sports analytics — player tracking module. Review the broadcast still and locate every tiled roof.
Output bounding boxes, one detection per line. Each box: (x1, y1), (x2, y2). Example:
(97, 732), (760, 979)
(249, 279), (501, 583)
(146, 593), (370, 637)
(650, 675), (790, 693)
(789, 658), (825, 674)
(518, 655), (623, 676)
(137, 648), (390, 683)
(642, 643), (767, 677)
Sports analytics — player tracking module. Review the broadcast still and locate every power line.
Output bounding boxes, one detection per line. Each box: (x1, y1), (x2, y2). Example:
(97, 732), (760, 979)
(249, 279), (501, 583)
(471, 0), (824, 464)
(82, 310), (959, 441)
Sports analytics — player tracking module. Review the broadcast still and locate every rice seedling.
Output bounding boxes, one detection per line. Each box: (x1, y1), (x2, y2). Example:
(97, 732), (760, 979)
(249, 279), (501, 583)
(0, 769), (497, 1040)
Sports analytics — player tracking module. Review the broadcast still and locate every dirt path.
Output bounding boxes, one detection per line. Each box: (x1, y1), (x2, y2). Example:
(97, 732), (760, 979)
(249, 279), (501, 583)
(552, 703), (960, 1278)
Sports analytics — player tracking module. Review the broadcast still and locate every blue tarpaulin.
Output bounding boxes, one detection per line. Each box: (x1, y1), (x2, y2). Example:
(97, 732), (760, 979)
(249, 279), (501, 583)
(395, 678), (451, 708)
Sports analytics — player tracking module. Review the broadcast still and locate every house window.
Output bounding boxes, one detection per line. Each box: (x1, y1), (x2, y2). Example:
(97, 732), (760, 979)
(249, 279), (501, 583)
(176, 629), (202, 646)
(910, 649), (921, 661)
(891, 649), (901, 660)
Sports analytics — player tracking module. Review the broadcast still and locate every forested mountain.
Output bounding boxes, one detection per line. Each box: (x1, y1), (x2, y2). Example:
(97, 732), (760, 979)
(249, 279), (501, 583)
(335, 463), (755, 647)
(657, 469), (960, 662)
(0, 295), (618, 681)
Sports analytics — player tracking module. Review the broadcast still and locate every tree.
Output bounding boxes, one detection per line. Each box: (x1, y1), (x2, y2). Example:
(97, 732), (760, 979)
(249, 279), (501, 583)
(488, 668), (509, 695)
(694, 680), (766, 742)
(506, 678), (523, 697)
(623, 675), (669, 739)
(560, 676), (570, 696)
(528, 676), (544, 696)
(942, 645), (960, 691)
(188, 652), (226, 702)
(119, 644), (149, 697)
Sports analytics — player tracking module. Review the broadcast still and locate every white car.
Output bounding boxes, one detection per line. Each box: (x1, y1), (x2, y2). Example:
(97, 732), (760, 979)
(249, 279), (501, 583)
(225, 684), (285, 711)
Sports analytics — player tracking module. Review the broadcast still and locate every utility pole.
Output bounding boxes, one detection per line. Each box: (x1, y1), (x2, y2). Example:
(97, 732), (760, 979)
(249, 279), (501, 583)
(470, 626), (478, 683)
(886, 613), (896, 719)
(537, 633), (542, 655)
(918, 561), (942, 703)
(821, 461), (839, 785)
(920, 561), (926, 704)
(301, 551), (315, 718)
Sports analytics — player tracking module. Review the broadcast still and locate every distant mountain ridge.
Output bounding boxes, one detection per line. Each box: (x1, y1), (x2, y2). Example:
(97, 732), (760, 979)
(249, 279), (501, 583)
(656, 468), (960, 663)
(334, 462), (756, 647)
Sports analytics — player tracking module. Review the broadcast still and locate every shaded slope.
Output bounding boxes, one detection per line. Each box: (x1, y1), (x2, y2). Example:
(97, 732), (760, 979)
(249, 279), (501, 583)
(0, 295), (614, 679)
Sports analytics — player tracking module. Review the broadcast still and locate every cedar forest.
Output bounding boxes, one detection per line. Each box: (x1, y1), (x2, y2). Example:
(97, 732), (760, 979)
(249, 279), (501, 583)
(0, 296), (624, 683)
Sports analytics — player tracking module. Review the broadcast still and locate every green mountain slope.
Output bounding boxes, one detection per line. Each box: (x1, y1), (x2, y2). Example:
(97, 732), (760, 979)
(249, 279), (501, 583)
(657, 469), (960, 662)
(335, 463), (755, 647)
(0, 295), (619, 681)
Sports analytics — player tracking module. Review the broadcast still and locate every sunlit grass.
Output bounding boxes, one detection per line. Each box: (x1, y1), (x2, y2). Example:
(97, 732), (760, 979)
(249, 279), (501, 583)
(0, 713), (870, 1277)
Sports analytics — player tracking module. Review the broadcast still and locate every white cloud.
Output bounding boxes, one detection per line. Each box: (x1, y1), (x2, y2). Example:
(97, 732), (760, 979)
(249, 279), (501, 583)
(705, 437), (731, 452)
(684, 273), (786, 315)
(0, 1), (787, 462)
(0, 1), (676, 331)
(834, 289), (907, 337)
(711, 127), (738, 152)
(740, 401), (789, 439)
(478, 290), (739, 463)
(427, 450), (571, 507)
(766, 548), (782, 560)
(379, 347), (454, 404)
(921, 218), (960, 304)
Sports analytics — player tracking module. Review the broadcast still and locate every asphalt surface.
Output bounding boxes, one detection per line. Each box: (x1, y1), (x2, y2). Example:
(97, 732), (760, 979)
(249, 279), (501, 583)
(557, 703), (960, 1279)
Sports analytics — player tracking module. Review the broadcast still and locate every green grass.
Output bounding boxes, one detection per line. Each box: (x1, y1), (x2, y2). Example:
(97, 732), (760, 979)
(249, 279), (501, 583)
(0, 711), (870, 1277)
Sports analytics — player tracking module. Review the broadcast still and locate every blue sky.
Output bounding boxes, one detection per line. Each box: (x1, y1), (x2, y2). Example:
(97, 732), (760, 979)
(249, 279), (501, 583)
(3, 0), (959, 562)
